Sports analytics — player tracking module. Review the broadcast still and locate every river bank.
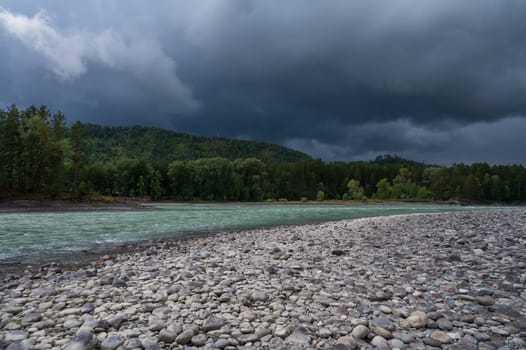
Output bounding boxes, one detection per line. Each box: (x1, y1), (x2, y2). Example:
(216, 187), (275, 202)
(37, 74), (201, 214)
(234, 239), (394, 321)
(1, 210), (525, 349)
(0, 199), (148, 213)
(1, 197), (514, 213)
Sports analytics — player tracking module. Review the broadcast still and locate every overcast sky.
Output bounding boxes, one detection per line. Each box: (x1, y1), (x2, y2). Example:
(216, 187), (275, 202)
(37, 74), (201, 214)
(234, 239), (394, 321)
(1, 1), (526, 164)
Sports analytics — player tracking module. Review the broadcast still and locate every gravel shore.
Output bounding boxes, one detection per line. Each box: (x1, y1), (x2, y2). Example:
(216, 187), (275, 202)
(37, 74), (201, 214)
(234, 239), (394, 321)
(1, 209), (525, 350)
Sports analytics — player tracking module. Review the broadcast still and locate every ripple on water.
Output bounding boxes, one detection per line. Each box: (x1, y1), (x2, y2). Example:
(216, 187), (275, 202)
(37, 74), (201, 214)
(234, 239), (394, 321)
(0, 204), (501, 265)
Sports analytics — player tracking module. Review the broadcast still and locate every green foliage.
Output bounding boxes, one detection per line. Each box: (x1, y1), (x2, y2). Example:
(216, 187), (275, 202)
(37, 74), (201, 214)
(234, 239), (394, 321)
(70, 121), (88, 195)
(462, 175), (482, 200)
(80, 124), (311, 163)
(0, 105), (69, 195)
(389, 167), (432, 200)
(1, 105), (526, 204)
(346, 179), (366, 200)
(149, 170), (163, 200)
(415, 186), (433, 200)
(375, 178), (392, 200)
(391, 168), (418, 199)
(422, 167), (442, 185)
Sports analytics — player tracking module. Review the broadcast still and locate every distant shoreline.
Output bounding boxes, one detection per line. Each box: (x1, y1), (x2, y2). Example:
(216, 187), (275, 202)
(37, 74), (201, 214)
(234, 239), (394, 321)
(0, 198), (148, 213)
(0, 197), (516, 213)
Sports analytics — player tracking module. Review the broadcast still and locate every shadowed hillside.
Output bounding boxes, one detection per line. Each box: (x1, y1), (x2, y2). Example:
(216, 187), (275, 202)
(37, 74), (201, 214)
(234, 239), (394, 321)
(81, 124), (312, 163)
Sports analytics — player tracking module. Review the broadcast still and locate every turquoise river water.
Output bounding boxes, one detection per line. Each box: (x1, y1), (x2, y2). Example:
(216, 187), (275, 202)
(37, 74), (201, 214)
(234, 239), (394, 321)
(0, 204), (497, 265)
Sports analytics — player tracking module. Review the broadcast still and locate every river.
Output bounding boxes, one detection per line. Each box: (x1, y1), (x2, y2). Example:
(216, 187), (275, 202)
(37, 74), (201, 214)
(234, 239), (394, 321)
(0, 203), (498, 267)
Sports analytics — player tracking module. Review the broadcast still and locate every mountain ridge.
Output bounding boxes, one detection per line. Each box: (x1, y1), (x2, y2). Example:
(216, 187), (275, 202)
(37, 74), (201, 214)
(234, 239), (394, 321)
(79, 123), (313, 163)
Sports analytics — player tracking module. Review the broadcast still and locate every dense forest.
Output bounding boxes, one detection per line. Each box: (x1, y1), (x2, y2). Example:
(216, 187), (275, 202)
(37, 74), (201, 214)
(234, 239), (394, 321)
(83, 124), (311, 163)
(1, 105), (526, 202)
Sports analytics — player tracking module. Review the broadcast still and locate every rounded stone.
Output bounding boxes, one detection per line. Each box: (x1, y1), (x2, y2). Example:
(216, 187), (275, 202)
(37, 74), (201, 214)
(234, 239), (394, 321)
(373, 326), (392, 339)
(437, 318), (452, 330)
(371, 335), (388, 347)
(273, 326), (290, 338)
(21, 312), (42, 325)
(214, 339), (229, 348)
(319, 328), (332, 338)
(351, 325), (369, 339)
(159, 329), (177, 343)
(175, 329), (194, 345)
(476, 295), (494, 306)
(4, 331), (28, 342)
(191, 334), (207, 346)
(238, 333), (260, 345)
(251, 291), (269, 302)
(100, 335), (124, 350)
(378, 306), (392, 314)
(431, 330), (451, 344)
(335, 336), (357, 350)
(403, 311), (427, 329)
(202, 316), (226, 332)
(389, 338), (406, 349)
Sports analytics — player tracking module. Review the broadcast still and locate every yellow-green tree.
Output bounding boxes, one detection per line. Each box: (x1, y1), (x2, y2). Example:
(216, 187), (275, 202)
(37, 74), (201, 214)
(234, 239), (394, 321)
(346, 179), (366, 200)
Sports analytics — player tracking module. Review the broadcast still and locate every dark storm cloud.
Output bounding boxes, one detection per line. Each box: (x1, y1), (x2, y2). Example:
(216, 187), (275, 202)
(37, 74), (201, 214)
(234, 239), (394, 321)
(1, 1), (526, 164)
(286, 117), (526, 164)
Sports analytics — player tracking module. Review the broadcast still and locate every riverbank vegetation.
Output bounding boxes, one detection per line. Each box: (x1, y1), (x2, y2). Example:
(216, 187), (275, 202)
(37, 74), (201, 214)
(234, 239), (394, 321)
(1, 105), (525, 203)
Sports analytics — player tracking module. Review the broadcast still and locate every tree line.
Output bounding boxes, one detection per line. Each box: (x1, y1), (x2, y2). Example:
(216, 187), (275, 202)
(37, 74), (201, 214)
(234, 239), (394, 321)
(1, 105), (525, 202)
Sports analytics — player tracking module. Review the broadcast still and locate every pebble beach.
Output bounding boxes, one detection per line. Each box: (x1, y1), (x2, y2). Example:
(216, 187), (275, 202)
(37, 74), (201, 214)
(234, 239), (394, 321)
(1, 209), (525, 350)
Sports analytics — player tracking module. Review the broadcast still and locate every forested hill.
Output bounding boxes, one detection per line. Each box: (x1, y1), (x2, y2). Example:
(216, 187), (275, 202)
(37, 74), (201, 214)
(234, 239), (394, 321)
(80, 124), (312, 163)
(2, 104), (525, 202)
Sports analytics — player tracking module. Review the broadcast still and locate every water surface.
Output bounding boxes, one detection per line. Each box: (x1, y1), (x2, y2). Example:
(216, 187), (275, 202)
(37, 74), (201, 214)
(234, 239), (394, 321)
(0, 203), (494, 265)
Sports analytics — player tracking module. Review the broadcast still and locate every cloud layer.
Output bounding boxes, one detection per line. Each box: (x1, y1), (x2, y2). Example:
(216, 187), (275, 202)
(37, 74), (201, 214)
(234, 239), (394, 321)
(1, 1), (526, 164)
(0, 7), (199, 113)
